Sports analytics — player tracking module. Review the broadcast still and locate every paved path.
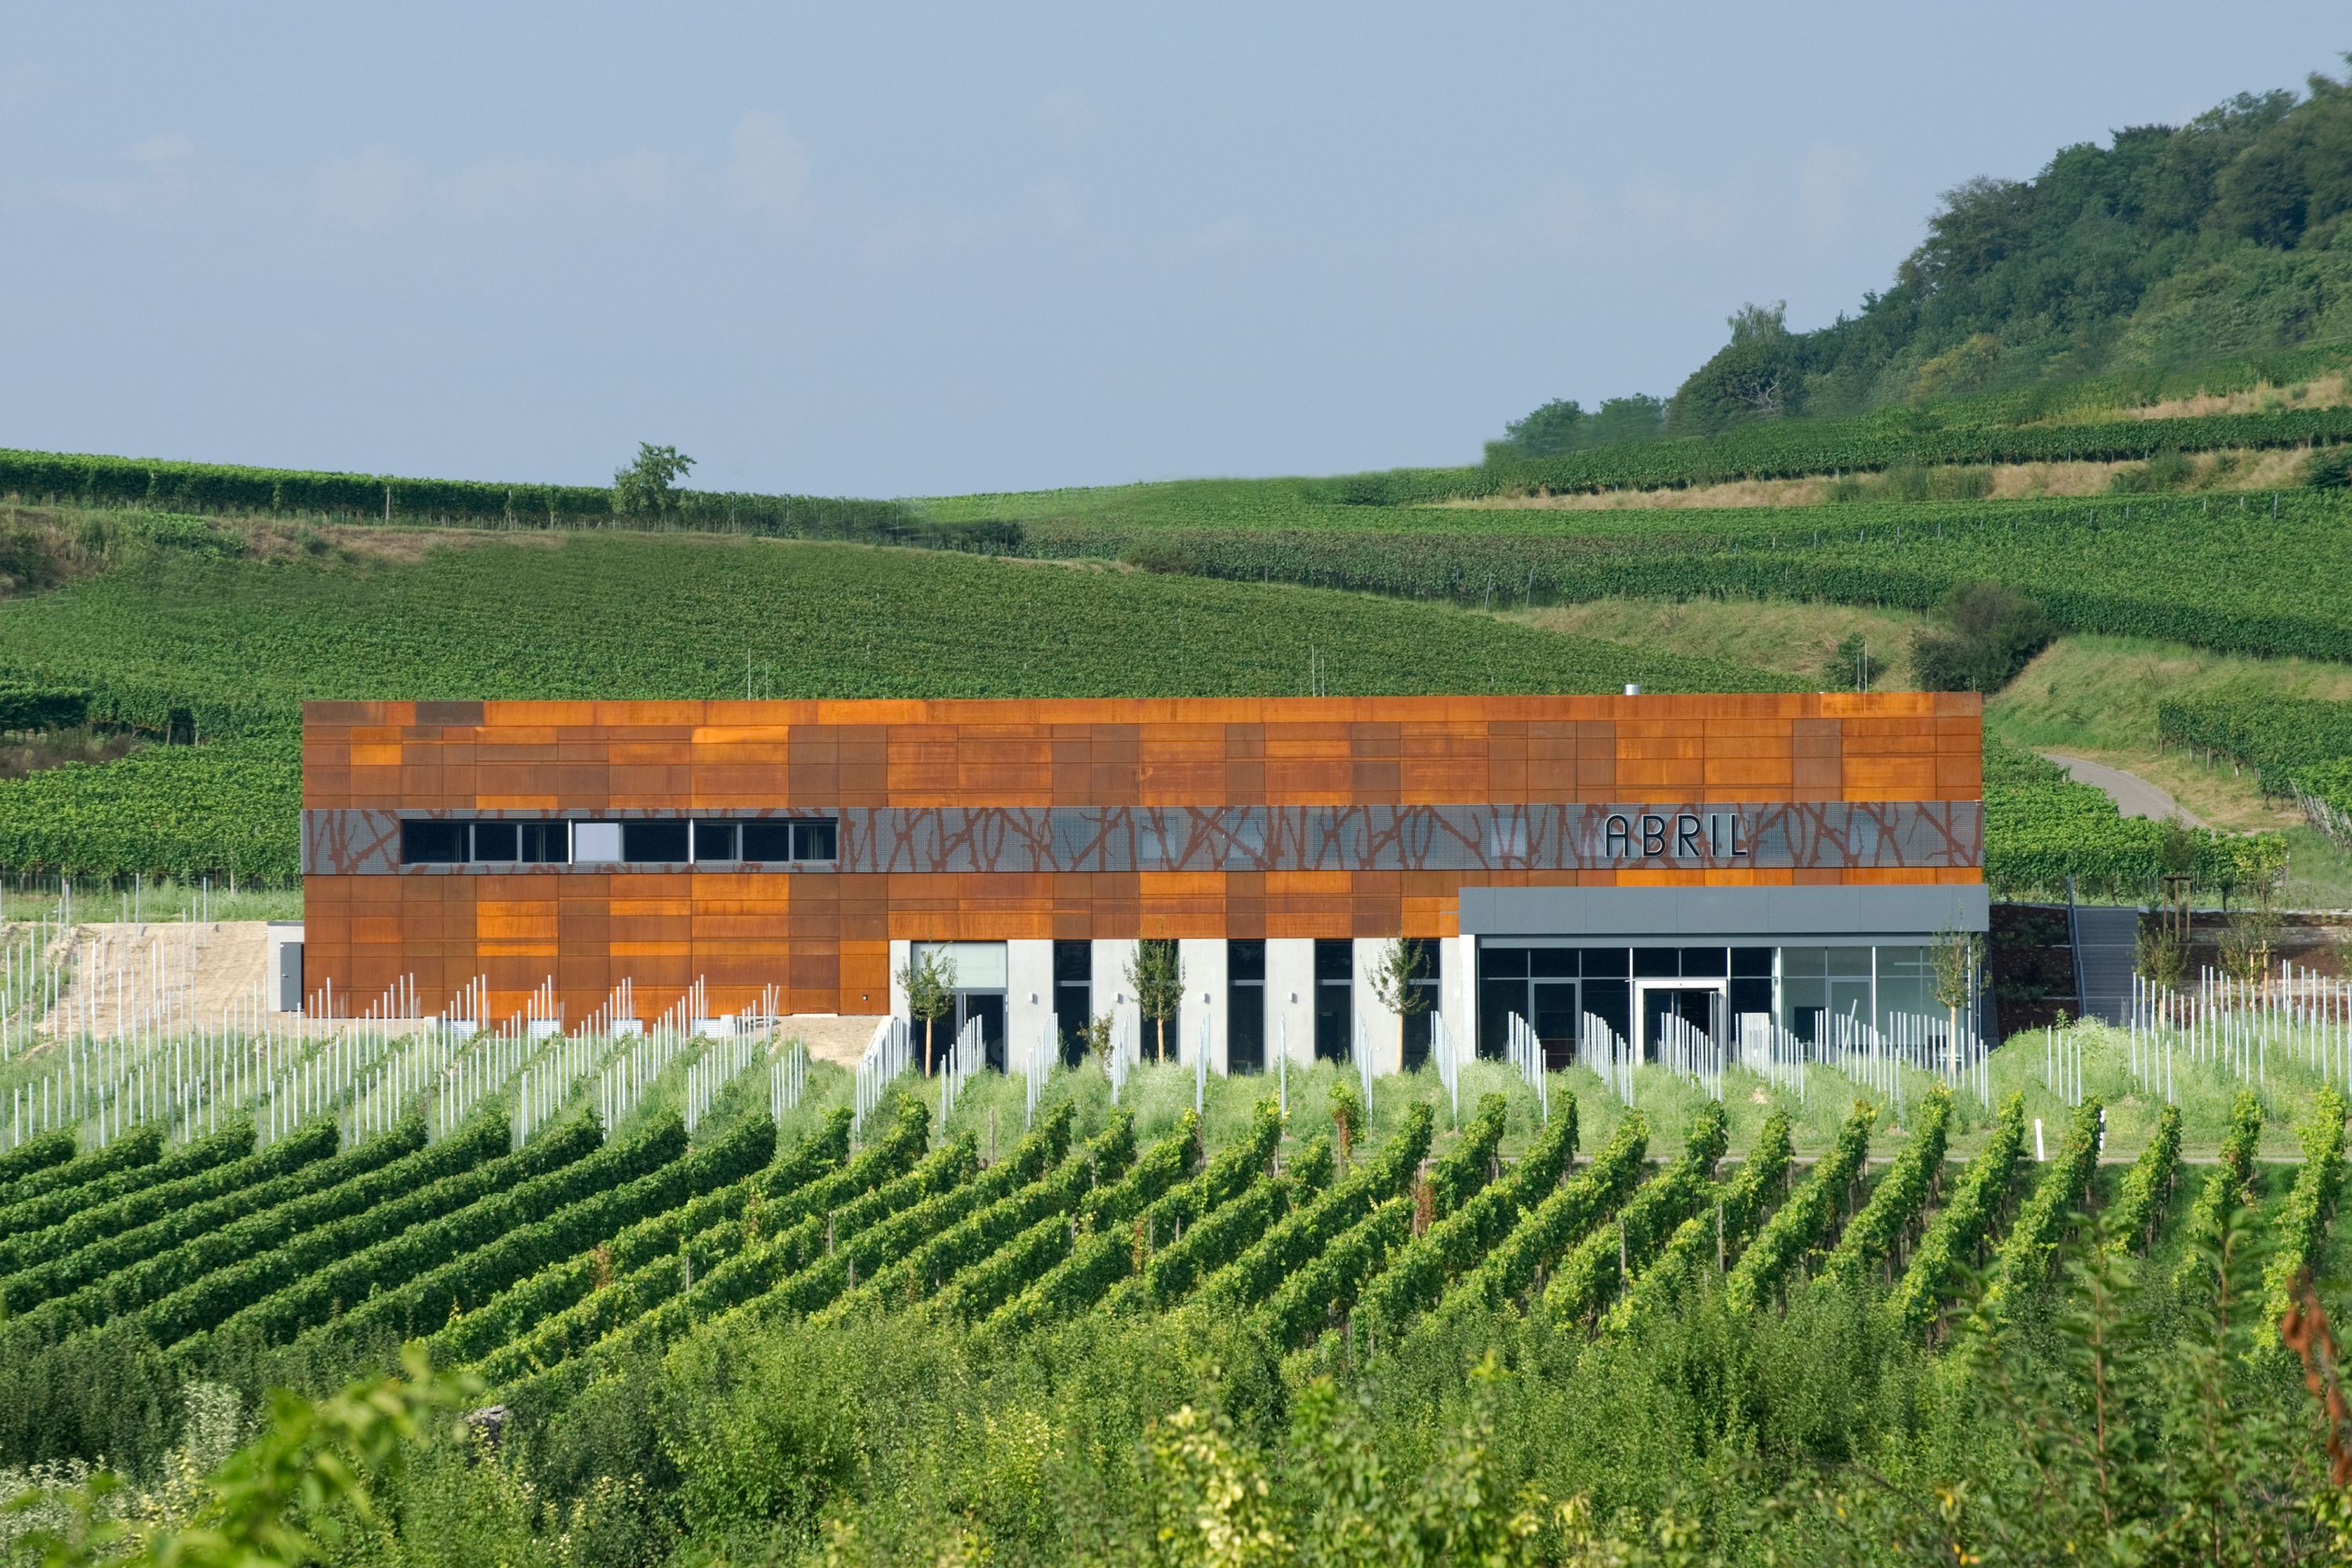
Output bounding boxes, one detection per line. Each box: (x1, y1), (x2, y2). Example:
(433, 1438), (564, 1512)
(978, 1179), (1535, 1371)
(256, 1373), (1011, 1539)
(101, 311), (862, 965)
(2038, 751), (2205, 828)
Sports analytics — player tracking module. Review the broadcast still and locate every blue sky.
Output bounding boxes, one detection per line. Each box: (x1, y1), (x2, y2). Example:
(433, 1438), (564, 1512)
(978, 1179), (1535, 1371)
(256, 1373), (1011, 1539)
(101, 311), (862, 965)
(0, 6), (2343, 497)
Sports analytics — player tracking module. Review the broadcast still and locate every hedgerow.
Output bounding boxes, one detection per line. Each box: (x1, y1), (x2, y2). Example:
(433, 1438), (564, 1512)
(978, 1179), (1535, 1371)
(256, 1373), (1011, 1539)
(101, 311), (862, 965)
(1726, 1100), (1876, 1315)
(1256, 1200), (1414, 1351)
(0, 1131), (74, 1194)
(2107, 1104), (2183, 1256)
(0, 1123), (165, 1221)
(1439, 1112), (1650, 1319)
(0, 1115), (312, 1277)
(135, 1112), (580, 1347)
(0, 1118), (502, 1348)
(1886, 1094), (2032, 1336)
(429, 1108), (854, 1369)
(1356, 1096), (1580, 1338)
(1981, 1098), (2105, 1318)
(1817, 1088), (1957, 1290)
(1605, 1109), (1795, 1334)
(0, 1118), (406, 1316)
(2260, 1087), (2349, 1346)
(303, 1113), (775, 1348)
(2172, 1089), (2267, 1292)
(1192, 1104), (1432, 1315)
(1541, 1102), (1731, 1327)
(179, 1116), (681, 1363)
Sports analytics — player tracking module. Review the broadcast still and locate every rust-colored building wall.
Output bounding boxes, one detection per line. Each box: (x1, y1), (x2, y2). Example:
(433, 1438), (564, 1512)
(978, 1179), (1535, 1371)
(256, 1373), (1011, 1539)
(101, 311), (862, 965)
(302, 693), (1981, 1023)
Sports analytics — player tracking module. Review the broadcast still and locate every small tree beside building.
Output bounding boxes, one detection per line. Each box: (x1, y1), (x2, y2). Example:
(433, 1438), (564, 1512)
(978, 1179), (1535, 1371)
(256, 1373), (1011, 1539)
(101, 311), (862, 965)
(1127, 940), (1184, 1062)
(1929, 924), (1983, 1076)
(1368, 938), (1432, 1072)
(898, 949), (956, 1074)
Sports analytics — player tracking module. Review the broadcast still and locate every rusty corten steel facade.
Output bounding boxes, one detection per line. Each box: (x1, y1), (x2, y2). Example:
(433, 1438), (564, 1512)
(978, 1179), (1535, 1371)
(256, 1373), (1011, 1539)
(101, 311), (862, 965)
(301, 693), (1983, 1023)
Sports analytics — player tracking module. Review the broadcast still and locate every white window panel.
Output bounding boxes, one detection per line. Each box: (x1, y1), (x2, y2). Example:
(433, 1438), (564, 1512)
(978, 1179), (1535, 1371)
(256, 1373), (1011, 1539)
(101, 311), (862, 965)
(573, 822), (623, 862)
(913, 941), (1008, 991)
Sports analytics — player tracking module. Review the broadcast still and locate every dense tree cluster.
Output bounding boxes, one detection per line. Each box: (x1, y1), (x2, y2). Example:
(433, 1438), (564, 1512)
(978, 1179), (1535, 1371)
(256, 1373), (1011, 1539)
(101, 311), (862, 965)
(1497, 56), (2352, 450)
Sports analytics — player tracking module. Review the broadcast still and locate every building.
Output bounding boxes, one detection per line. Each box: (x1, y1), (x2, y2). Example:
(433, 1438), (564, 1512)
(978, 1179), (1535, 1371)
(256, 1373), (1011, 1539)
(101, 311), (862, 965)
(299, 692), (1986, 1069)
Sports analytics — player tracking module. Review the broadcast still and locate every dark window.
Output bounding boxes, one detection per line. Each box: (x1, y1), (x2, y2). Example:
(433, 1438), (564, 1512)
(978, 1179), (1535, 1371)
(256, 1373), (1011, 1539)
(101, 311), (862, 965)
(622, 821), (690, 862)
(1579, 947), (1631, 977)
(1479, 982), (1520, 1058)
(1583, 978), (1632, 1043)
(1228, 939), (1266, 1073)
(740, 822), (793, 861)
(1731, 946), (1773, 978)
(1530, 947), (1575, 978)
(1402, 938), (1440, 1071)
(401, 820), (465, 865)
(1480, 946), (1530, 978)
(739, 818), (837, 862)
(519, 822), (568, 863)
(1053, 939), (1091, 1066)
(1313, 938), (1352, 1060)
(1680, 946), (1729, 978)
(1477, 944), (1523, 1060)
(1633, 947), (1681, 978)
(693, 821), (741, 862)
(1730, 977), (1773, 1019)
(469, 821), (519, 862)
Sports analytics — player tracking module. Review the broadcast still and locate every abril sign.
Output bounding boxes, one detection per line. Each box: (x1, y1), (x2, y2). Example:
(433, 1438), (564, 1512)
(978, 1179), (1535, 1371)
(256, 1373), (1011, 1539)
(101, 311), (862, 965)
(1602, 811), (1749, 860)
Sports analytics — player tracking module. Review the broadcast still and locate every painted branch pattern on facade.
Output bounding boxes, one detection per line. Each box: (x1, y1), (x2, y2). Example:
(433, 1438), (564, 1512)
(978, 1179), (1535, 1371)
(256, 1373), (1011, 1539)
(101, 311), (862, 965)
(304, 800), (1980, 877)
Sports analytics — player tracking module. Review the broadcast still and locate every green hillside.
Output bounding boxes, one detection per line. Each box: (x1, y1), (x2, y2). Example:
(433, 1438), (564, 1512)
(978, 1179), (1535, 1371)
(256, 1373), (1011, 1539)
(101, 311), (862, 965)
(0, 524), (1773, 884)
(1497, 56), (2352, 448)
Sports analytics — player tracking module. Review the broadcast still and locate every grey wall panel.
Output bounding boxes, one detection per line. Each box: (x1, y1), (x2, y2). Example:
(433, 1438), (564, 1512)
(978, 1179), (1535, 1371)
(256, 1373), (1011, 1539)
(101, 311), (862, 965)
(1458, 883), (1989, 937)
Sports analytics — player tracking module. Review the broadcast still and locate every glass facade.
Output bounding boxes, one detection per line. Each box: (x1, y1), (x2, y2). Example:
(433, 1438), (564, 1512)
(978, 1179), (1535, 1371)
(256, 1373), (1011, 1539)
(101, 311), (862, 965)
(1399, 938), (1440, 1071)
(1313, 939), (1352, 1061)
(1227, 939), (1266, 1073)
(1479, 941), (1937, 1059)
(1052, 940), (1091, 1066)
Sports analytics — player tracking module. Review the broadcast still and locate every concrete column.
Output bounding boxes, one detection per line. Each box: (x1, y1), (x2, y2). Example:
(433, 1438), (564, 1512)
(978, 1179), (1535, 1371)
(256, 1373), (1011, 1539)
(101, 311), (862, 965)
(887, 938), (912, 1023)
(1266, 938), (1315, 1069)
(1091, 938), (1142, 1059)
(1354, 938), (1400, 1075)
(1006, 939), (1054, 1073)
(1450, 934), (1477, 1062)
(1178, 938), (1228, 1074)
